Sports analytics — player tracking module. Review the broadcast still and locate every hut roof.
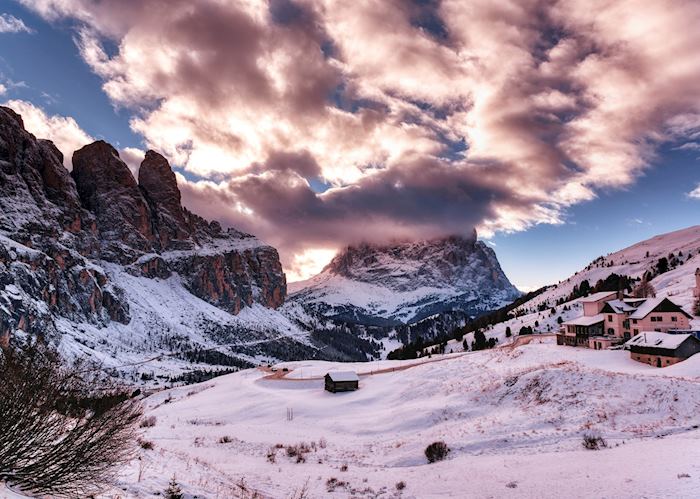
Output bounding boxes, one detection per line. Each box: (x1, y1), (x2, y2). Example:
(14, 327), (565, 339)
(326, 371), (359, 382)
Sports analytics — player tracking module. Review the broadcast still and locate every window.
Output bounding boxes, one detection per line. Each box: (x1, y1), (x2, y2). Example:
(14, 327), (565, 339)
(607, 328), (614, 335)
(650, 317), (657, 322)
(632, 319), (638, 324)
(608, 315), (613, 322)
(672, 316), (677, 322)
(633, 329), (639, 334)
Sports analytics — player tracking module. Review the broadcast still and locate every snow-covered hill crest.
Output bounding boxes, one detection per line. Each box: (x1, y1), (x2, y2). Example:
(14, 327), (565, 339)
(287, 233), (521, 326)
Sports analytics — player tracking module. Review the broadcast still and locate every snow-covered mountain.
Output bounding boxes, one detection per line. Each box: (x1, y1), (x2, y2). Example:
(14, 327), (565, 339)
(0, 105), (321, 376)
(287, 233), (521, 326)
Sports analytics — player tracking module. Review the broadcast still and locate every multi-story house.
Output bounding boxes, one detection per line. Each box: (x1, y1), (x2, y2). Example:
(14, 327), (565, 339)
(558, 293), (691, 348)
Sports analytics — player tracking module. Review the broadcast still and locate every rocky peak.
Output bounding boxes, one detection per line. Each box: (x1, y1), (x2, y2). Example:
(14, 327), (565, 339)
(325, 232), (480, 282)
(0, 106), (86, 241)
(72, 141), (154, 260)
(293, 230), (519, 324)
(138, 150), (190, 249)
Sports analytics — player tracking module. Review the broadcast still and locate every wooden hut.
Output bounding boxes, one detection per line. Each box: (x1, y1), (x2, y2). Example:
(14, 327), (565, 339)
(324, 371), (359, 393)
(625, 332), (700, 367)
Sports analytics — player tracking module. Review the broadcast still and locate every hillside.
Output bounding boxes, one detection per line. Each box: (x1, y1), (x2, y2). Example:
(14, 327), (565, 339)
(108, 340), (700, 498)
(516, 226), (700, 314)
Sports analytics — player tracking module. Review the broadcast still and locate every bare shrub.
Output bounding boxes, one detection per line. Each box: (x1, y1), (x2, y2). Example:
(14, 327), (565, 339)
(0, 344), (142, 497)
(396, 481), (406, 491)
(140, 415), (157, 428)
(138, 439), (155, 450)
(582, 433), (607, 450)
(266, 447), (277, 463)
(219, 435), (232, 444)
(340, 463), (348, 472)
(425, 441), (450, 463)
(326, 477), (348, 492)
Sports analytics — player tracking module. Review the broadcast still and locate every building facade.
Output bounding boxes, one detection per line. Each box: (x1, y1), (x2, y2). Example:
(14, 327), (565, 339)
(558, 295), (691, 348)
(626, 332), (700, 367)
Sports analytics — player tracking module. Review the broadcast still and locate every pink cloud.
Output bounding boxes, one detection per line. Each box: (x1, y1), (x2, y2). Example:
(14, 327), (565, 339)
(18, 0), (700, 278)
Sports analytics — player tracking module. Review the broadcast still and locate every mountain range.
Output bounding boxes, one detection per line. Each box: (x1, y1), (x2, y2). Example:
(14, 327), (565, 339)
(0, 105), (520, 377)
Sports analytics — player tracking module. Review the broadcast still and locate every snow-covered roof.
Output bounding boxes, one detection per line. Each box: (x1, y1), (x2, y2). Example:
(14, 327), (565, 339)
(603, 299), (636, 314)
(563, 314), (605, 326)
(326, 371), (359, 382)
(625, 331), (692, 350)
(628, 297), (689, 319)
(578, 291), (617, 303)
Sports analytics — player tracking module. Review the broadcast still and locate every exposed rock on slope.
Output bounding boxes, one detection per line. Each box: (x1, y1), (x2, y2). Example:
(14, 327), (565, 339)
(287, 232), (520, 326)
(0, 105), (286, 353)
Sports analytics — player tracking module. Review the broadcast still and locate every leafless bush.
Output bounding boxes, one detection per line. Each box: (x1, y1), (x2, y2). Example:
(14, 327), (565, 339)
(340, 463), (348, 472)
(138, 439), (155, 450)
(140, 415), (157, 428)
(582, 433), (607, 450)
(0, 344), (142, 497)
(285, 442), (313, 463)
(219, 435), (232, 444)
(425, 441), (450, 463)
(396, 481), (406, 491)
(326, 477), (348, 492)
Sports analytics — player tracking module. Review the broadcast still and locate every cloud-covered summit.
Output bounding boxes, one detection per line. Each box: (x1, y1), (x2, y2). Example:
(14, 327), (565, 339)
(16, 0), (700, 279)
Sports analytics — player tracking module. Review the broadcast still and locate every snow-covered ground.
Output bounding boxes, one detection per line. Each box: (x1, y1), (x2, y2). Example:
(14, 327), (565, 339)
(108, 340), (700, 498)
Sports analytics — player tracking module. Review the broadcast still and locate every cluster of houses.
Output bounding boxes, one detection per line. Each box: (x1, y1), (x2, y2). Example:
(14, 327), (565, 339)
(557, 280), (700, 367)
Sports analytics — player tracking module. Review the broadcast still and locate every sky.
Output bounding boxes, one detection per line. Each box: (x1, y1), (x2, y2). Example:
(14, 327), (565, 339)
(1, 0), (699, 290)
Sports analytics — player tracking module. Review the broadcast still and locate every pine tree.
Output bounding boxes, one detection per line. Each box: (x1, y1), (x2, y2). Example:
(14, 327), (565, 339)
(165, 475), (183, 499)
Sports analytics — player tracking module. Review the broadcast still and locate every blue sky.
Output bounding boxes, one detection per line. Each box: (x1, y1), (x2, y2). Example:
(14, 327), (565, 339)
(0, 3), (140, 148)
(492, 146), (700, 289)
(1, 1), (699, 289)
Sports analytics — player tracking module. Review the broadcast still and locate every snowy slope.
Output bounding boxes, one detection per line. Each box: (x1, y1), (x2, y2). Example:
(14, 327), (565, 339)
(54, 263), (318, 381)
(107, 341), (700, 498)
(515, 225), (700, 317)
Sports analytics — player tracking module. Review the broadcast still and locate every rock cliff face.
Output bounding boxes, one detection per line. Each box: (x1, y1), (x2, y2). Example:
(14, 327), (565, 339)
(287, 232), (520, 325)
(0, 105), (286, 348)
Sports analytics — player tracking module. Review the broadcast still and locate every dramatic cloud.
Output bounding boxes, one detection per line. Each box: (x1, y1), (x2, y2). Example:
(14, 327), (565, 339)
(0, 83), (6, 96)
(0, 14), (33, 34)
(4, 99), (94, 167)
(18, 0), (700, 279)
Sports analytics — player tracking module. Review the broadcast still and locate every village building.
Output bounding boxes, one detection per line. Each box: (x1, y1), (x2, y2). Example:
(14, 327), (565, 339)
(695, 268), (700, 298)
(625, 331), (700, 367)
(557, 293), (691, 348)
(324, 371), (359, 393)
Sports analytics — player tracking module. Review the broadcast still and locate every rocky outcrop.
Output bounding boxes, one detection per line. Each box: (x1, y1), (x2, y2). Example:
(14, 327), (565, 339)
(72, 141), (155, 262)
(138, 150), (190, 250)
(0, 105), (287, 348)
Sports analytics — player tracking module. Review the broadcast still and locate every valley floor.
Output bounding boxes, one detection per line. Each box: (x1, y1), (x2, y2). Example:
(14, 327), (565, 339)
(109, 339), (700, 498)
